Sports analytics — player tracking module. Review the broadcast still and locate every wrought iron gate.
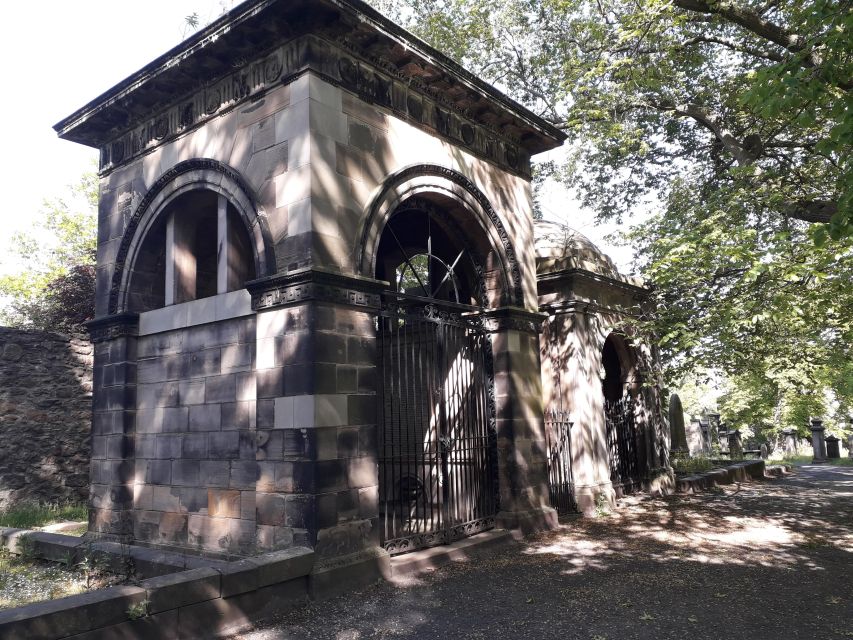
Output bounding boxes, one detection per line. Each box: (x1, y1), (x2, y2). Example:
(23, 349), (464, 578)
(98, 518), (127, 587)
(377, 294), (497, 555)
(545, 409), (577, 514)
(605, 396), (644, 492)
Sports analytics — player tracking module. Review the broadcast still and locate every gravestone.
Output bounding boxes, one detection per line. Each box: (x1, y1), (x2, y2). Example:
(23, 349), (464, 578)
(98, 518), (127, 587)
(668, 394), (688, 453)
(687, 418), (705, 456)
(728, 430), (743, 460)
(825, 435), (840, 460)
(783, 428), (798, 456)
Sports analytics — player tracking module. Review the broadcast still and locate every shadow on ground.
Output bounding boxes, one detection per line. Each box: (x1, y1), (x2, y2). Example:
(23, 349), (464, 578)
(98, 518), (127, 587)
(237, 465), (853, 640)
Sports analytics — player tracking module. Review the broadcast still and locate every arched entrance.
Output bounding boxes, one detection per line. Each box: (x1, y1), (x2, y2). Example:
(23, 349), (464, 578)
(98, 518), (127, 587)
(374, 197), (498, 554)
(109, 158), (275, 315)
(602, 333), (645, 493)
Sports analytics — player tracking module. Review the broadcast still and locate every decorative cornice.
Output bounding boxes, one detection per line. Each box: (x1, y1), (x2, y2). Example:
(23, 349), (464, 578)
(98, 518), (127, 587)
(92, 35), (532, 179)
(247, 268), (387, 311)
(85, 314), (140, 343)
(537, 267), (649, 296)
(483, 306), (547, 334)
(56, 1), (564, 158)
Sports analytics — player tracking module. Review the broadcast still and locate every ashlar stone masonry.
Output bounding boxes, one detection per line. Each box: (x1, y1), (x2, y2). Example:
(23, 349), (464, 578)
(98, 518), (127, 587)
(55, 0), (669, 589)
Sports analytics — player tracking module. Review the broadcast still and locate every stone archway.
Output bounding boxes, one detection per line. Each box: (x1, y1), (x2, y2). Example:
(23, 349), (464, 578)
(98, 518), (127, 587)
(109, 159), (276, 315)
(357, 164), (522, 309)
(370, 193), (501, 554)
(601, 332), (646, 492)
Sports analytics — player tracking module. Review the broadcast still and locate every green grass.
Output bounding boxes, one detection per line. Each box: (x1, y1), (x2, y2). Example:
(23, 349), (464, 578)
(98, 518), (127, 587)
(766, 454), (853, 467)
(671, 456), (717, 475)
(0, 503), (87, 529)
(0, 548), (88, 609)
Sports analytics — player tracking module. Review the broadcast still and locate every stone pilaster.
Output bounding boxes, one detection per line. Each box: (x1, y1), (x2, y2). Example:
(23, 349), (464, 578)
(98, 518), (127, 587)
(86, 314), (139, 541)
(248, 269), (389, 594)
(486, 307), (557, 532)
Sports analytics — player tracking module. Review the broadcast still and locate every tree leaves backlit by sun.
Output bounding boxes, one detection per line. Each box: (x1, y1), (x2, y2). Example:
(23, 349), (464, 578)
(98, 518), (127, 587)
(368, 0), (853, 437)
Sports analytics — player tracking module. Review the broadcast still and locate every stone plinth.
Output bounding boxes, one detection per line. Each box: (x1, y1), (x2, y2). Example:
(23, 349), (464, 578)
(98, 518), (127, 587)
(810, 419), (827, 463)
(728, 430), (743, 460)
(782, 428), (798, 456)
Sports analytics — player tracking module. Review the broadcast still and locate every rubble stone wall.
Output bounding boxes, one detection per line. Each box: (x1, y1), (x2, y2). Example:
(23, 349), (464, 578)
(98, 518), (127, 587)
(0, 327), (93, 507)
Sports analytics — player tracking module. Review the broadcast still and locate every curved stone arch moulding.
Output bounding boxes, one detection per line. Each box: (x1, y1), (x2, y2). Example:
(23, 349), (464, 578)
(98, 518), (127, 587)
(357, 164), (523, 308)
(109, 158), (276, 315)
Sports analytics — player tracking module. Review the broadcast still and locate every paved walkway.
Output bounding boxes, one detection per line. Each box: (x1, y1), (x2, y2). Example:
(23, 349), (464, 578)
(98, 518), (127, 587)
(237, 465), (853, 639)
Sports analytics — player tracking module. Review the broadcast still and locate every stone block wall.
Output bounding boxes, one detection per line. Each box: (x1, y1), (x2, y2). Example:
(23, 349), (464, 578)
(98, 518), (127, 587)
(0, 327), (93, 507)
(130, 316), (257, 553)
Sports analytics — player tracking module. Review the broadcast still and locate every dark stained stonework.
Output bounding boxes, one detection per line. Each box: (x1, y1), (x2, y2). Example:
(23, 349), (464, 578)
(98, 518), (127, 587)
(247, 268), (385, 312)
(0, 329), (93, 507)
(49, 0), (667, 590)
(53, 2), (564, 179)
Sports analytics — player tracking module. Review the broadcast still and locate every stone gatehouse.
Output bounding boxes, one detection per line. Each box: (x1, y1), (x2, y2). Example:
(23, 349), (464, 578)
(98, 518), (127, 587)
(55, 0), (670, 583)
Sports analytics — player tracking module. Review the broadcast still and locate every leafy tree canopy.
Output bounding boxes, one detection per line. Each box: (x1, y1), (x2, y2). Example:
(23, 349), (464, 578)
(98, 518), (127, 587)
(0, 171), (97, 332)
(374, 0), (850, 234)
(371, 0), (853, 430)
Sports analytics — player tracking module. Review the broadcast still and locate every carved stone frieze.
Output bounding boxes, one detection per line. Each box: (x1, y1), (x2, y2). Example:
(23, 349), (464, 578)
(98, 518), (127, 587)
(483, 307), (546, 334)
(248, 269), (385, 312)
(98, 35), (530, 178)
(99, 50), (286, 172)
(85, 313), (140, 343)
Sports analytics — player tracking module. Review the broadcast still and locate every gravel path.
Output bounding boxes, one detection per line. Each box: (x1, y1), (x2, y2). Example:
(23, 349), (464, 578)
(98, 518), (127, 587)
(236, 465), (853, 640)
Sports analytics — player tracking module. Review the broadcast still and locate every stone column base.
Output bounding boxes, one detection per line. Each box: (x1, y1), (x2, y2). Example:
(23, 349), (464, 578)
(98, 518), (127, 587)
(645, 467), (675, 495)
(495, 506), (559, 534)
(574, 481), (616, 516)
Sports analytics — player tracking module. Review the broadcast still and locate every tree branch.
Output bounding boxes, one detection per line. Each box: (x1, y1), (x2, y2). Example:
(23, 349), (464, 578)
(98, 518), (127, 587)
(672, 0), (851, 91)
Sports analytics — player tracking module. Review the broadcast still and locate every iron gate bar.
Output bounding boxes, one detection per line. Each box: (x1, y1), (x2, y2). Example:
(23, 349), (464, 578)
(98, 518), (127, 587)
(545, 409), (577, 515)
(378, 292), (497, 555)
(605, 396), (643, 492)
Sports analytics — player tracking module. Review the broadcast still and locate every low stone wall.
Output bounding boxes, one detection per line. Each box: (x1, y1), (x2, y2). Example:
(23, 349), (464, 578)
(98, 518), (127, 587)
(0, 528), (313, 639)
(0, 328), (93, 507)
(675, 460), (766, 493)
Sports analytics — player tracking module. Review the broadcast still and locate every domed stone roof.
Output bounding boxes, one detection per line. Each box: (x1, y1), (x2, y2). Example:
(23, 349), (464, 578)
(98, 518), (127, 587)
(534, 220), (623, 279)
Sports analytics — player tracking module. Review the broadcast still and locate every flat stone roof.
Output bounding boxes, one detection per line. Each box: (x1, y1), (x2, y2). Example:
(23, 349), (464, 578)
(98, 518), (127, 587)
(54, 0), (566, 157)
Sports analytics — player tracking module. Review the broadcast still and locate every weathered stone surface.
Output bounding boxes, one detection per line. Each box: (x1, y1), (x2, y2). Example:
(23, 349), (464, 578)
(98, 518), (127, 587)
(0, 328), (92, 507)
(0, 585), (146, 640)
(247, 546), (315, 588)
(142, 567), (221, 614)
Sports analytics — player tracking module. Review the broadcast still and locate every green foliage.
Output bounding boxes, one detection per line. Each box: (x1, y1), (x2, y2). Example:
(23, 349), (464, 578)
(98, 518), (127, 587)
(0, 502), (88, 529)
(593, 493), (611, 517)
(371, 0), (853, 441)
(373, 0), (851, 233)
(127, 600), (151, 620)
(671, 455), (716, 475)
(0, 171), (97, 331)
